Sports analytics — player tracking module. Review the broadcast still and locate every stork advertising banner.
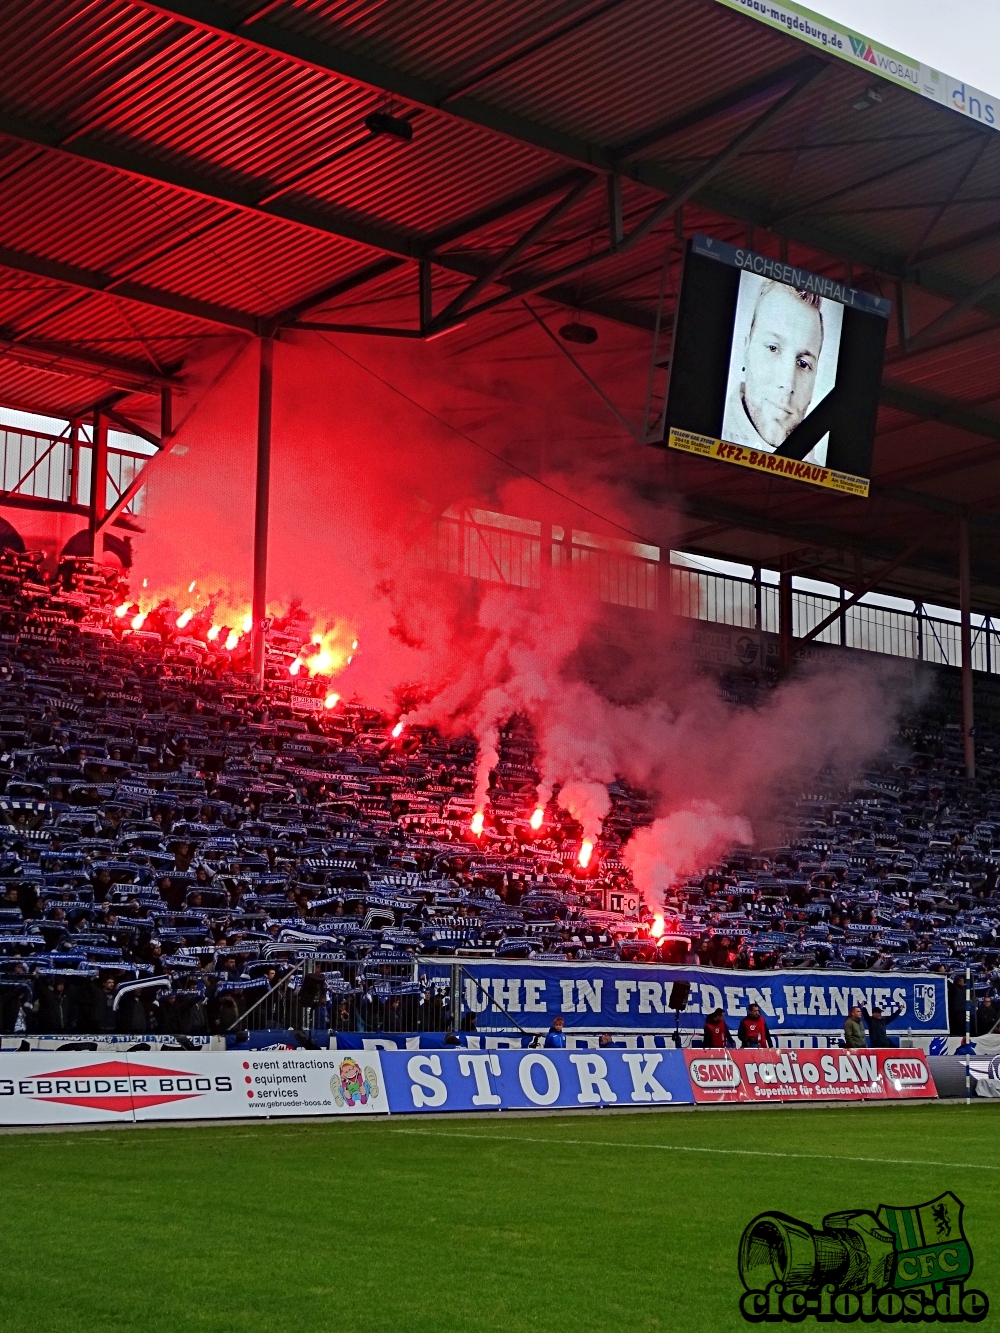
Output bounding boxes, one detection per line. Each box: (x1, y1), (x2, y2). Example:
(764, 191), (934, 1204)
(382, 1048), (693, 1113)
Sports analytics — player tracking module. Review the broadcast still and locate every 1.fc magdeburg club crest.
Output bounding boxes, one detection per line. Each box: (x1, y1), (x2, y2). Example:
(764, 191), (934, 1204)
(913, 985), (936, 1023)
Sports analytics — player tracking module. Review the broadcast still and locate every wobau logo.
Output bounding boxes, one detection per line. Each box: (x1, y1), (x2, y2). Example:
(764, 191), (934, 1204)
(0, 1060), (233, 1113)
(739, 1193), (988, 1323)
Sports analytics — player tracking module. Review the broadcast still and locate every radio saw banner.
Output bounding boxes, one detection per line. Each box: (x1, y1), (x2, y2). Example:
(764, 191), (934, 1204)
(685, 1048), (937, 1105)
(430, 963), (948, 1037)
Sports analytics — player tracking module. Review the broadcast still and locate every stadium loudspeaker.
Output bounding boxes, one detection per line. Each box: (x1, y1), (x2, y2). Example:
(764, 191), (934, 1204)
(668, 982), (691, 1012)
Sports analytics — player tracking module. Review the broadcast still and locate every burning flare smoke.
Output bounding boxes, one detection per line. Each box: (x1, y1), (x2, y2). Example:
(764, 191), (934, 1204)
(127, 335), (917, 917)
(623, 802), (754, 913)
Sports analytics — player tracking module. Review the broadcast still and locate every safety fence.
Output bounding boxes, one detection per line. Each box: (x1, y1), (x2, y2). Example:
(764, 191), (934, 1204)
(413, 506), (659, 610)
(0, 435), (986, 670)
(227, 957), (440, 1036)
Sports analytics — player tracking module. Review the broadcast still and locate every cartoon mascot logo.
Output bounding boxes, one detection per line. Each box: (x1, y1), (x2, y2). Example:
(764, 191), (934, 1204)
(331, 1058), (380, 1108)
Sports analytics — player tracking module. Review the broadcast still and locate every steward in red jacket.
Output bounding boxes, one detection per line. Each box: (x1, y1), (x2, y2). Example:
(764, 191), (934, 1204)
(702, 1008), (733, 1048)
(737, 1003), (773, 1048)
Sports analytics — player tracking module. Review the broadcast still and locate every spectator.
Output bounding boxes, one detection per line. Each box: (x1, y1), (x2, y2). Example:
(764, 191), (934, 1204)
(737, 1002), (772, 1049)
(947, 976), (968, 1037)
(90, 976), (118, 1033)
(976, 994), (1000, 1036)
(2, 546), (1000, 1055)
(702, 1007), (734, 1048)
(214, 994), (240, 1033)
(11, 984), (36, 1035)
(300, 972), (329, 1030)
(38, 978), (74, 1033)
(178, 984), (208, 1036)
(861, 1005), (901, 1048)
(598, 1033), (614, 1048)
(117, 986), (149, 1035)
(844, 1005), (867, 1048)
(544, 1015), (566, 1048)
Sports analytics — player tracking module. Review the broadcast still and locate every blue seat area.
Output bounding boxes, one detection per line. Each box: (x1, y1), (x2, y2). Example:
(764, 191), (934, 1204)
(0, 550), (992, 1046)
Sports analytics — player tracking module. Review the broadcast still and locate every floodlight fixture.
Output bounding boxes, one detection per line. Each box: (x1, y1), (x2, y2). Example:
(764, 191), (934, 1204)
(559, 322), (598, 345)
(364, 112), (414, 141)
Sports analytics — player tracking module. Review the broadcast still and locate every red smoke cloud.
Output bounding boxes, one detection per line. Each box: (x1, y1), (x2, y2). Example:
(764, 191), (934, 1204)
(133, 329), (918, 909)
(623, 803), (754, 912)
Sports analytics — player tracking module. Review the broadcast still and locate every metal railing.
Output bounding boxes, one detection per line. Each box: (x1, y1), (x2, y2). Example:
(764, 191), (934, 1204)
(415, 507), (660, 610)
(0, 427), (73, 502)
(228, 958), (454, 1035)
(668, 565), (997, 672)
(413, 503), (999, 673)
(0, 425), (150, 515)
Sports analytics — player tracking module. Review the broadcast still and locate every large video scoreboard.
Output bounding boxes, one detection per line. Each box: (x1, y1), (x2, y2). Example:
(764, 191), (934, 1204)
(663, 234), (890, 498)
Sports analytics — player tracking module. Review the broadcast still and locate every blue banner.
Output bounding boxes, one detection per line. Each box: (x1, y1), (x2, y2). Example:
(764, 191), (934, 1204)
(423, 963), (948, 1036)
(331, 1033), (680, 1050)
(380, 1048), (693, 1113)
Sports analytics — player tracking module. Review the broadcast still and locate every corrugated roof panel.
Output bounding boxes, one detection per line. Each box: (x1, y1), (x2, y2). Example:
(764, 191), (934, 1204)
(0, 270), (81, 335)
(0, 134), (394, 319)
(0, 0), (997, 600)
(0, 0), (184, 134)
(283, 115), (559, 236)
(0, 138), (223, 276)
(72, 28), (381, 194)
(25, 290), (220, 348)
(0, 359), (119, 420)
(131, 211), (382, 314)
(261, 0), (619, 92)
(425, 0), (797, 146)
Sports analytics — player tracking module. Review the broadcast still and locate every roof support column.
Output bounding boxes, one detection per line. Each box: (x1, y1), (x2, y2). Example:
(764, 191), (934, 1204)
(160, 386), (173, 441)
(68, 419), (80, 507)
(251, 335), (273, 689)
(87, 409), (108, 559)
(959, 517), (975, 781)
(779, 568), (793, 674)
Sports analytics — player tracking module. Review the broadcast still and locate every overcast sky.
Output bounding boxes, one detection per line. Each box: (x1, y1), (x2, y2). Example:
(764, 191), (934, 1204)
(814, 0), (1000, 98)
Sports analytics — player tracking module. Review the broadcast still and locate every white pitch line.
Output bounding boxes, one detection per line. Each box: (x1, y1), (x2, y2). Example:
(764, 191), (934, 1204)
(390, 1128), (999, 1171)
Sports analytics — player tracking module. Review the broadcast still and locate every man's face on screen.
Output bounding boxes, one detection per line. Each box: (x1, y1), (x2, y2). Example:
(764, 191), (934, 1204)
(742, 285), (823, 448)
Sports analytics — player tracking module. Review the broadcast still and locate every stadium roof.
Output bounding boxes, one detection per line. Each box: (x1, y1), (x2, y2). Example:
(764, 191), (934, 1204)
(2, 0), (1000, 607)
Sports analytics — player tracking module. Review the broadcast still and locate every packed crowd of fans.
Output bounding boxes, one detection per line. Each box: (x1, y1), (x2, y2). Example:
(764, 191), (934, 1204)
(0, 548), (997, 1041)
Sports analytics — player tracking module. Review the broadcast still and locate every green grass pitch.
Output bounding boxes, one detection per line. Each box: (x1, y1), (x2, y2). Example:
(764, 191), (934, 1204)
(1, 1103), (998, 1332)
